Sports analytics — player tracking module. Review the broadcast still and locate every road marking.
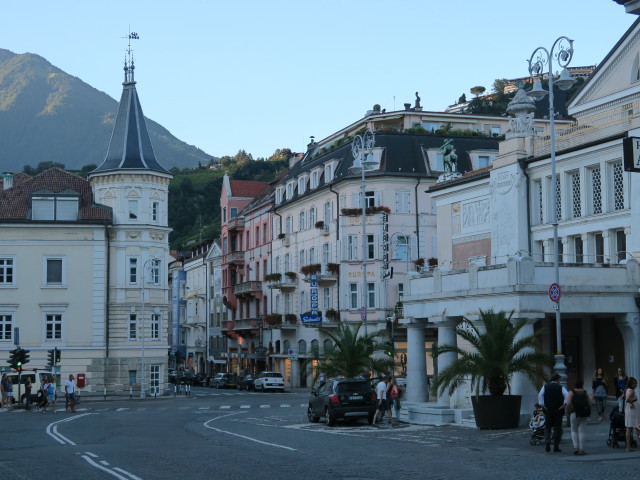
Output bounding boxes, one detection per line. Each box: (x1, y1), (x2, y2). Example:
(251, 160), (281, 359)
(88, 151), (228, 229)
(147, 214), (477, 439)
(116, 408), (129, 412)
(220, 406), (231, 409)
(260, 405), (270, 408)
(204, 413), (297, 451)
(240, 405), (250, 409)
(80, 453), (142, 480)
(280, 404), (291, 408)
(46, 413), (94, 445)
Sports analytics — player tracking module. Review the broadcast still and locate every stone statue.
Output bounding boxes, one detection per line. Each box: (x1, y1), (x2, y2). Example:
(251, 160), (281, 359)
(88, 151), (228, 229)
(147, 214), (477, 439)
(415, 91), (421, 109)
(439, 139), (458, 174)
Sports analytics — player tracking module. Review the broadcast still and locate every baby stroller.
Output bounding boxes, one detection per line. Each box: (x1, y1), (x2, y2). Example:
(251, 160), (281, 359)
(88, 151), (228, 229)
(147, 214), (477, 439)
(35, 388), (48, 411)
(606, 405), (637, 448)
(529, 407), (546, 446)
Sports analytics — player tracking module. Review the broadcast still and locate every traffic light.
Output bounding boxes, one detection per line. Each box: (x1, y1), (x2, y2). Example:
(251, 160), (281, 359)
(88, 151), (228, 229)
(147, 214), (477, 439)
(47, 349), (55, 367)
(7, 348), (19, 369)
(54, 348), (61, 364)
(384, 341), (394, 357)
(21, 349), (29, 367)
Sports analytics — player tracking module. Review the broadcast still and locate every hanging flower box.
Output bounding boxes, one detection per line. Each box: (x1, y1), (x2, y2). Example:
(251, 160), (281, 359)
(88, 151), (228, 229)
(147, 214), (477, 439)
(341, 205), (392, 216)
(325, 308), (339, 320)
(326, 263), (340, 275)
(300, 264), (321, 276)
(284, 271), (298, 281)
(314, 221), (325, 229)
(264, 273), (282, 282)
(284, 313), (297, 324)
(266, 313), (282, 325)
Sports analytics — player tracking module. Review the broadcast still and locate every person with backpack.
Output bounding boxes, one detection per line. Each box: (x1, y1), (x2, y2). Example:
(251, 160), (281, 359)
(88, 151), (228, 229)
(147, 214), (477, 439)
(567, 379), (592, 455)
(538, 373), (568, 453)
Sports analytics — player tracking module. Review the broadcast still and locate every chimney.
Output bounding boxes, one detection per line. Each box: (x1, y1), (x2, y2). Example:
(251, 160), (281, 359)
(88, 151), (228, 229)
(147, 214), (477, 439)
(2, 172), (13, 190)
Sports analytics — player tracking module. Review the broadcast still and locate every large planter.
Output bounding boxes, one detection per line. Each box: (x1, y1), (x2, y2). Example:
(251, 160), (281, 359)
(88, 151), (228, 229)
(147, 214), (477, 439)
(471, 395), (522, 429)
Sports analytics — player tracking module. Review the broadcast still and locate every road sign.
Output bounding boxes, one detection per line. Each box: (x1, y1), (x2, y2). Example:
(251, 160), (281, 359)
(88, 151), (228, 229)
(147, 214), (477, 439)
(288, 348), (298, 360)
(360, 307), (367, 321)
(549, 283), (561, 302)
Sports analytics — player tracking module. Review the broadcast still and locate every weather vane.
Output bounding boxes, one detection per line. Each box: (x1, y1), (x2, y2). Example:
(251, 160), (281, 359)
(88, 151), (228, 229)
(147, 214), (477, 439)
(123, 29), (140, 83)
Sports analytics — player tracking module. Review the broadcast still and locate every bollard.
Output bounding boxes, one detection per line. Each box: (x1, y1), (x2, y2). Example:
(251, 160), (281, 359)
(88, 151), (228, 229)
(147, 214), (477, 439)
(103, 386), (107, 400)
(129, 385), (133, 400)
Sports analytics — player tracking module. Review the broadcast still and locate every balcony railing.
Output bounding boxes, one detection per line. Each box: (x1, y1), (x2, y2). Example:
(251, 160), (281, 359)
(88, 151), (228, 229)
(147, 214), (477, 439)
(532, 102), (634, 158)
(234, 281), (262, 296)
(234, 317), (259, 331)
(223, 251), (245, 264)
(227, 217), (245, 230)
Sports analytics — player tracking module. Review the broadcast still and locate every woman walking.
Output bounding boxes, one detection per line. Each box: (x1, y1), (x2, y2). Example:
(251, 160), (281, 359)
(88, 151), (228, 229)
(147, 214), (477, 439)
(624, 377), (639, 452)
(592, 368), (609, 421)
(567, 379), (591, 455)
(615, 368), (628, 400)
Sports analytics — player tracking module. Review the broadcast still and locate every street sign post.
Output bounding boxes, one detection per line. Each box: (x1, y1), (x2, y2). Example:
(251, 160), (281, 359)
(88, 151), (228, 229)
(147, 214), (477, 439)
(360, 306), (367, 321)
(549, 283), (561, 303)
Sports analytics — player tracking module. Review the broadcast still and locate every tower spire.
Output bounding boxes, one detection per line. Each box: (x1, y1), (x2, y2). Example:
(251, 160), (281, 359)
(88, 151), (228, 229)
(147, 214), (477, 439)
(123, 29), (139, 83)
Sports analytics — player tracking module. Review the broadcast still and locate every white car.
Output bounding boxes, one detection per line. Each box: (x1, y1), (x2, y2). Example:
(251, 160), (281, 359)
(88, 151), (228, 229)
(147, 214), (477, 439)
(254, 371), (285, 392)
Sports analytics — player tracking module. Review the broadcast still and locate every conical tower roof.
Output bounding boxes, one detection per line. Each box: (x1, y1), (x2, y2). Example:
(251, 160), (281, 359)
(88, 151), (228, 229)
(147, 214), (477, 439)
(93, 64), (170, 174)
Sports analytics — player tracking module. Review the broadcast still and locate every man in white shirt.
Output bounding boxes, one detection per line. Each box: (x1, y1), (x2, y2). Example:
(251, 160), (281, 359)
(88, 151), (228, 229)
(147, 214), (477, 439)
(372, 376), (390, 425)
(538, 373), (569, 452)
(64, 374), (76, 412)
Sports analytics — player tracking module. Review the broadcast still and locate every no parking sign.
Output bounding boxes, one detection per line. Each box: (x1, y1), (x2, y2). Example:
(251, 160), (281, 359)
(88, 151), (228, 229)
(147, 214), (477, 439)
(549, 283), (561, 302)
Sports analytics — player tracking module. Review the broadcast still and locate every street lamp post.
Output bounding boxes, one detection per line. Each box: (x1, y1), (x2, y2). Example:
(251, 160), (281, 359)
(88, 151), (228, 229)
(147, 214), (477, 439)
(349, 129), (376, 336)
(527, 36), (575, 385)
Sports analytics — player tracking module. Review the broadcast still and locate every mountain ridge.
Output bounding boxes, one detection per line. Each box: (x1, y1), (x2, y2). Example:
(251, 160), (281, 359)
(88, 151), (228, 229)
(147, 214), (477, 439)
(0, 48), (212, 172)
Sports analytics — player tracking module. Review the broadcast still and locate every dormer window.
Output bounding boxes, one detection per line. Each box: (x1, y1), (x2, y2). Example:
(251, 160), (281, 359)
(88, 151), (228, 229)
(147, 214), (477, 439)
(298, 175), (307, 195)
(425, 149), (445, 171)
(310, 170), (319, 189)
(32, 193), (80, 221)
(275, 187), (283, 204)
(286, 181), (295, 200)
(324, 163), (335, 183)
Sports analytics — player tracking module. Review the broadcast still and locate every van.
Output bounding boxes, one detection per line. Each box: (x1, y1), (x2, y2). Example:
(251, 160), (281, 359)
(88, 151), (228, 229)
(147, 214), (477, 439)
(5, 370), (57, 406)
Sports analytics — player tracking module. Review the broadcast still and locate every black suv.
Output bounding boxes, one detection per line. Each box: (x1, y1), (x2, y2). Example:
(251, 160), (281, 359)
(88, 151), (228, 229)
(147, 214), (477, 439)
(307, 378), (376, 426)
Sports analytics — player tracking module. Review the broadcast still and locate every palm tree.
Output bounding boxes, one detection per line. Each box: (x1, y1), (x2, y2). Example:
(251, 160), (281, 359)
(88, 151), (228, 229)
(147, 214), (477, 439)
(431, 309), (551, 397)
(305, 322), (395, 381)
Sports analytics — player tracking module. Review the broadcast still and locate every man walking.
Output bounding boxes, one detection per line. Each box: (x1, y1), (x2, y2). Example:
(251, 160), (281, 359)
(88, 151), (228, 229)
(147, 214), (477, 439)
(372, 376), (390, 425)
(64, 374), (76, 412)
(538, 373), (568, 452)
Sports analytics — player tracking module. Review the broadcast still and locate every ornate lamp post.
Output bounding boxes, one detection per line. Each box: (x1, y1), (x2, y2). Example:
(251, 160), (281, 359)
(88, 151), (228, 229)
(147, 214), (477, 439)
(349, 129), (376, 336)
(527, 36), (575, 384)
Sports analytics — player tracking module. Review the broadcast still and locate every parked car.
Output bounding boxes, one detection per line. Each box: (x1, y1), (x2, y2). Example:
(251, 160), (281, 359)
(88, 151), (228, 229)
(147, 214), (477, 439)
(308, 377), (377, 426)
(254, 371), (285, 392)
(210, 373), (237, 389)
(237, 374), (256, 391)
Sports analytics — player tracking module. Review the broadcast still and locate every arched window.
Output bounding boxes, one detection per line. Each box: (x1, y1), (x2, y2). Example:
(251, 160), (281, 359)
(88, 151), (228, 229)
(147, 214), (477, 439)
(275, 340), (281, 354)
(283, 339), (290, 353)
(298, 339), (307, 354)
(323, 339), (333, 352)
(311, 339), (319, 352)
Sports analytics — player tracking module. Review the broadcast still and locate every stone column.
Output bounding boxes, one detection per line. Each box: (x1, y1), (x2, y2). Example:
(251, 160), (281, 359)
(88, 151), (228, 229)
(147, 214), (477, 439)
(290, 358), (300, 389)
(616, 313), (640, 380)
(435, 319), (457, 407)
(406, 321), (428, 403)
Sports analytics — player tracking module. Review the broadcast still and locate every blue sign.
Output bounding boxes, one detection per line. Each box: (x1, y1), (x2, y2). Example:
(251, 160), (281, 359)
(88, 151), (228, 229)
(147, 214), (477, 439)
(300, 314), (322, 324)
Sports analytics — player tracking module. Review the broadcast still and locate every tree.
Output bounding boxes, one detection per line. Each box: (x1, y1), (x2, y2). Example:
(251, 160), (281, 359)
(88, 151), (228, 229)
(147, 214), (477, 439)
(470, 86), (486, 98)
(492, 78), (510, 94)
(431, 309), (552, 397)
(305, 322), (395, 381)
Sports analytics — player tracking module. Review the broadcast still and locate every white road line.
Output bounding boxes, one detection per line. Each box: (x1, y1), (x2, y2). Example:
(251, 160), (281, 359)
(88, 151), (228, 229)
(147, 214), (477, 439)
(46, 413), (93, 445)
(204, 413), (297, 451)
(116, 408), (129, 412)
(260, 405), (270, 408)
(113, 467), (144, 480)
(220, 406), (231, 409)
(80, 454), (140, 480)
(280, 404), (291, 408)
(240, 405), (250, 409)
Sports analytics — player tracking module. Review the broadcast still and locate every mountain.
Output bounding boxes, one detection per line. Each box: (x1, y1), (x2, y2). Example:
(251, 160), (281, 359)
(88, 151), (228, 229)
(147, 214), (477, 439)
(0, 48), (211, 172)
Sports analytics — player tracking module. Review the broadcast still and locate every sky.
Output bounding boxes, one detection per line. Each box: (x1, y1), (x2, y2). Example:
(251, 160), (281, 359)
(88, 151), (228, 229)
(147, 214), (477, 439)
(1, 1), (636, 161)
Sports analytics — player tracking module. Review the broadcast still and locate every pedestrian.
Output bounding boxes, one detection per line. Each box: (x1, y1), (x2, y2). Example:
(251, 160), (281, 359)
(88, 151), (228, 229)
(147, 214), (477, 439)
(372, 376), (390, 425)
(1, 373), (13, 411)
(24, 377), (33, 410)
(592, 367), (609, 421)
(567, 379), (591, 455)
(390, 378), (403, 423)
(45, 376), (56, 413)
(37, 378), (48, 412)
(538, 373), (568, 453)
(624, 377), (640, 452)
(615, 367), (628, 400)
(65, 374), (76, 412)
(384, 378), (395, 423)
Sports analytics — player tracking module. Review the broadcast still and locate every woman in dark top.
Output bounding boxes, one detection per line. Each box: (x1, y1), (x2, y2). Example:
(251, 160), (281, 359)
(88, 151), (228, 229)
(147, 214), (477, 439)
(592, 368), (609, 422)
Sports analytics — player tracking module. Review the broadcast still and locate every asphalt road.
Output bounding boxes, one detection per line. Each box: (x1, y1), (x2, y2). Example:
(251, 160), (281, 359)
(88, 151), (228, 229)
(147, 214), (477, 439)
(2, 387), (639, 480)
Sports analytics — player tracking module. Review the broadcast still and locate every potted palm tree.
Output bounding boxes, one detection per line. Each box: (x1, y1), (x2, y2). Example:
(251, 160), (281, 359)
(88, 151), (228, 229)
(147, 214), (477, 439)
(431, 309), (551, 429)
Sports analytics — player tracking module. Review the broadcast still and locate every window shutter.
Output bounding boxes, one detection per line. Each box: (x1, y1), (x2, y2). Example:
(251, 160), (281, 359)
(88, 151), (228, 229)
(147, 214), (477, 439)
(57, 198), (79, 220)
(374, 191), (381, 206)
(410, 235), (418, 261)
(32, 198), (54, 220)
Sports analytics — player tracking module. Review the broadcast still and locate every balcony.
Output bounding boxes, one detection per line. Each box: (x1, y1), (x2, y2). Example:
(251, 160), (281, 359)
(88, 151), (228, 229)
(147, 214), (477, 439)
(234, 281), (263, 297)
(265, 272), (297, 290)
(223, 251), (245, 265)
(227, 217), (245, 231)
(233, 317), (259, 331)
(301, 264), (339, 283)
